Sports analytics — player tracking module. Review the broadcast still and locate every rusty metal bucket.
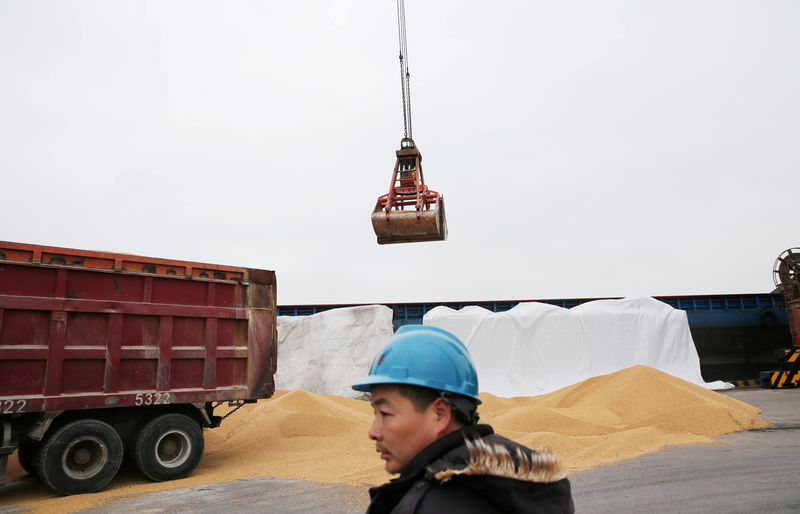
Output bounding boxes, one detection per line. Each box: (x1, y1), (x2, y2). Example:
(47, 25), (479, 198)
(371, 197), (447, 244)
(372, 138), (448, 245)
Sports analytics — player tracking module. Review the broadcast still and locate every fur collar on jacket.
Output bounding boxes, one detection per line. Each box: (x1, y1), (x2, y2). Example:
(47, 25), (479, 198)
(432, 435), (566, 484)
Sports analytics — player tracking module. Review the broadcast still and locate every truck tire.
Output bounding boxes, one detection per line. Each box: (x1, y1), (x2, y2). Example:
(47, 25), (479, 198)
(132, 413), (204, 482)
(17, 443), (40, 477)
(36, 419), (123, 495)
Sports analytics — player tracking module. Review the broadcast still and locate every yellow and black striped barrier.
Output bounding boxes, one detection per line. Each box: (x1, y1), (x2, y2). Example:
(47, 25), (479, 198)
(766, 349), (800, 388)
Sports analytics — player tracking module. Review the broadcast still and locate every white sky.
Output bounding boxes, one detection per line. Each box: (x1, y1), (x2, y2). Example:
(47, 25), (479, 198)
(2, 1), (798, 305)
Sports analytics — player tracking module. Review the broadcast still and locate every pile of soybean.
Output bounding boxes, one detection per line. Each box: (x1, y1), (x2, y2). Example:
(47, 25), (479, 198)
(6, 365), (768, 512)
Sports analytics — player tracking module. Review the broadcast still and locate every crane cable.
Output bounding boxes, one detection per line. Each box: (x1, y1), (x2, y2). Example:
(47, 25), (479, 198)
(397, 0), (413, 140)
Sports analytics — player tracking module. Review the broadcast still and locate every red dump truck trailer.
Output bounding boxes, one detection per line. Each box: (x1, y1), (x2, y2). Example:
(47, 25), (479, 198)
(0, 241), (277, 494)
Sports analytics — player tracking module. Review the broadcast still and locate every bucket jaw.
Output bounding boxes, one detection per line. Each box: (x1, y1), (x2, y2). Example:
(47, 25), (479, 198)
(371, 197), (447, 244)
(371, 138), (448, 245)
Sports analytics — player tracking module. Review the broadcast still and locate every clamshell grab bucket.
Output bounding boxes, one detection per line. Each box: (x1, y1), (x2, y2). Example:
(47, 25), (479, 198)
(372, 138), (448, 245)
(371, 198), (447, 244)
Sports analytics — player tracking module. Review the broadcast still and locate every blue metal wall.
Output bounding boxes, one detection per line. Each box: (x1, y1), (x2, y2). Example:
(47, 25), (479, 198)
(277, 294), (788, 331)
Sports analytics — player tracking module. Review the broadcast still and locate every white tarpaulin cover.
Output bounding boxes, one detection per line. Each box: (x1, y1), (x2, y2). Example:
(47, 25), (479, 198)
(424, 297), (732, 397)
(275, 305), (394, 398)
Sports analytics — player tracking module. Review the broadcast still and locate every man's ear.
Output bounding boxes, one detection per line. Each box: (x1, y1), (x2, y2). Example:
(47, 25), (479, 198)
(431, 397), (455, 435)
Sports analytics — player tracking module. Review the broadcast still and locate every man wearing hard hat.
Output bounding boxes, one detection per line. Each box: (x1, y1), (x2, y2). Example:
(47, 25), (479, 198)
(353, 325), (574, 513)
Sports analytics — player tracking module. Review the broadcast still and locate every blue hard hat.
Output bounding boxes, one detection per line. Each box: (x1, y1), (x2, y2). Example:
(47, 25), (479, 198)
(352, 325), (481, 403)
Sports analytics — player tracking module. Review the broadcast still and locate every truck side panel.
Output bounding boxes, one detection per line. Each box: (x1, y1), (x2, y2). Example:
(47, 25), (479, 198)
(0, 241), (276, 415)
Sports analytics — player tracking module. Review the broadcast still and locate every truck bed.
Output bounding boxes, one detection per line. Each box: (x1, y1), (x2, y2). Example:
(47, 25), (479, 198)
(0, 241), (277, 415)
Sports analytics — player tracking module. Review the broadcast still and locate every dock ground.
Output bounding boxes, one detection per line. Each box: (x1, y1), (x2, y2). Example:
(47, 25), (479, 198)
(570, 388), (800, 513)
(51, 388), (798, 513)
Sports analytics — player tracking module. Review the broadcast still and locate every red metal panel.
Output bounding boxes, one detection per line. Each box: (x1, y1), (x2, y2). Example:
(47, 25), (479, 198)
(121, 315), (159, 347)
(0, 264), (58, 297)
(119, 360), (157, 391)
(216, 358), (240, 387)
(216, 283), (236, 308)
(157, 316), (173, 391)
(0, 359), (45, 395)
(170, 348), (210, 359)
(0, 295), (249, 319)
(152, 279), (207, 307)
(66, 269), (145, 302)
(61, 348), (106, 360)
(54, 268), (67, 298)
(203, 318), (218, 390)
(171, 359), (204, 389)
(246, 310), (274, 397)
(143, 276), (153, 303)
(62, 359), (105, 393)
(215, 347), (249, 359)
(44, 311), (66, 396)
(0, 309), (50, 346)
(0, 241), (247, 280)
(0, 246), (34, 263)
(105, 313), (123, 393)
(64, 312), (108, 348)
(217, 318), (236, 347)
(0, 347), (49, 360)
(19, 388), (251, 412)
(0, 240), (276, 415)
(233, 283), (243, 309)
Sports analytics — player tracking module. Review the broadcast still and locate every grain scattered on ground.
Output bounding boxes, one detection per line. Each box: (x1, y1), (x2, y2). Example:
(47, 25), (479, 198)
(3, 365), (768, 512)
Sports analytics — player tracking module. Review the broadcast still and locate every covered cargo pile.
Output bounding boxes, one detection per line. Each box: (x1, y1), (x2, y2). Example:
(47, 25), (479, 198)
(424, 296), (731, 396)
(274, 298), (729, 398)
(274, 305), (394, 397)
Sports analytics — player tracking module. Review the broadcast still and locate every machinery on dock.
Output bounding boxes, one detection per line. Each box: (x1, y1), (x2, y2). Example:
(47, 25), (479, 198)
(371, 0), (447, 244)
(371, 138), (447, 244)
(762, 248), (800, 388)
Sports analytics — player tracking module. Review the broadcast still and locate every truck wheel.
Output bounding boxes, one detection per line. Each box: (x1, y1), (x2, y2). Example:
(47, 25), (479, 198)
(17, 443), (40, 477)
(36, 419), (123, 495)
(132, 413), (204, 482)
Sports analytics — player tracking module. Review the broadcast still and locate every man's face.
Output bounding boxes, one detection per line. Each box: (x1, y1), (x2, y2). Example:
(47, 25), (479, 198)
(368, 385), (441, 474)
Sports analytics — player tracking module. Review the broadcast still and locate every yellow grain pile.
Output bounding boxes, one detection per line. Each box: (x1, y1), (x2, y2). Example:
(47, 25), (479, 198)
(4, 365), (768, 512)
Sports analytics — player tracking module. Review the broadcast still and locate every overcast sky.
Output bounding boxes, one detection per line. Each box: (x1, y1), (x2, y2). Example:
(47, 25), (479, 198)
(2, 1), (798, 305)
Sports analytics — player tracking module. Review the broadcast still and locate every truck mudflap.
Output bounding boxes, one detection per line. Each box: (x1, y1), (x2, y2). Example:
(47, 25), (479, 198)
(0, 421), (13, 486)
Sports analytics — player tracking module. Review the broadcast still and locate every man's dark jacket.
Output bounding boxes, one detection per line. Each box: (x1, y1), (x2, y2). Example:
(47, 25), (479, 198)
(366, 424), (574, 513)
